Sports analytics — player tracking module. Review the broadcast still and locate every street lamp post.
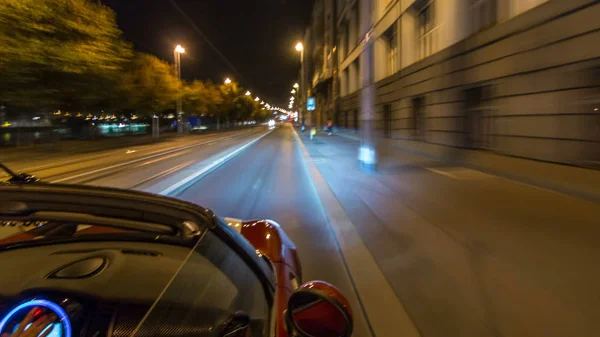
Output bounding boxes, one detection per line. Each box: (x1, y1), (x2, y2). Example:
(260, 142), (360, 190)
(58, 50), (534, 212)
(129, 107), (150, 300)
(295, 42), (305, 125)
(222, 78), (234, 128)
(174, 45), (185, 134)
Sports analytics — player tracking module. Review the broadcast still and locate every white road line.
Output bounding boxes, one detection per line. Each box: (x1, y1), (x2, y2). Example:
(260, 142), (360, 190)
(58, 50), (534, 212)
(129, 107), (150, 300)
(159, 129), (274, 196)
(50, 131), (259, 183)
(425, 167), (457, 179)
(130, 160), (195, 188)
(136, 151), (192, 167)
(292, 127), (421, 337)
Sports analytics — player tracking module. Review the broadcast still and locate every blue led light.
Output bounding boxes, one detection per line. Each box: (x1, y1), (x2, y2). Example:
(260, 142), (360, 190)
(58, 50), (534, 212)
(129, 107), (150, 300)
(0, 299), (71, 337)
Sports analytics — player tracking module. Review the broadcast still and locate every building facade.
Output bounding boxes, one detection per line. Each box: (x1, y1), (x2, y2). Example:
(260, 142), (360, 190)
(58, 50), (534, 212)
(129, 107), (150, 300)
(319, 0), (600, 166)
(302, 0), (338, 129)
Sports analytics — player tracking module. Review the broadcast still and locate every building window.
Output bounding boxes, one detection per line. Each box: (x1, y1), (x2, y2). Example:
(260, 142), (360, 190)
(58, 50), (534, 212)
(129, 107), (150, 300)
(469, 0), (497, 33)
(383, 104), (392, 138)
(464, 86), (494, 149)
(412, 96), (425, 139)
(383, 22), (399, 76)
(418, 1), (436, 60)
(345, 110), (349, 128)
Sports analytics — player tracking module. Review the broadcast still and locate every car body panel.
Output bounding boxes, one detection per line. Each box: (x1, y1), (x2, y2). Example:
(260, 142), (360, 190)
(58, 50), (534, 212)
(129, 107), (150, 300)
(238, 219), (302, 337)
(240, 220), (301, 279)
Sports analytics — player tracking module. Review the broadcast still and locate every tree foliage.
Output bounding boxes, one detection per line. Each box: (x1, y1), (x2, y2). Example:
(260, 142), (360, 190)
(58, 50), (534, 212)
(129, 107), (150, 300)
(0, 0), (265, 123)
(118, 53), (181, 115)
(0, 0), (132, 109)
(183, 81), (223, 116)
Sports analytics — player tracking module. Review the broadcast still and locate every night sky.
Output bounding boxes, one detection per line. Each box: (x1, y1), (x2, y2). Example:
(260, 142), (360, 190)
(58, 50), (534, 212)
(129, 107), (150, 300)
(101, 0), (313, 107)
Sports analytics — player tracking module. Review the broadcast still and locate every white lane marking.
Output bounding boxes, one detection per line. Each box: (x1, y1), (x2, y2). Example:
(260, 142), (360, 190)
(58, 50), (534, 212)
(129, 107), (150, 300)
(425, 167), (457, 178)
(292, 127), (420, 337)
(50, 130), (260, 183)
(126, 150), (137, 154)
(425, 166), (492, 180)
(159, 130), (274, 196)
(130, 160), (195, 188)
(136, 151), (192, 167)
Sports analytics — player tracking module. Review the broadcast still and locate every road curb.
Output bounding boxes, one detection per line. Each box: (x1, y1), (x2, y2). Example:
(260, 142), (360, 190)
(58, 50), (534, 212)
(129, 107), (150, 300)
(334, 130), (600, 203)
(292, 127), (421, 337)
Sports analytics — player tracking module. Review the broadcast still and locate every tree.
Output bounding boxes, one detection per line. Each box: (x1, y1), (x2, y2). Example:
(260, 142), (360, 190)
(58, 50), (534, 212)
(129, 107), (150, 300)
(0, 0), (133, 110)
(118, 53), (181, 116)
(230, 95), (258, 122)
(219, 82), (242, 123)
(251, 104), (269, 122)
(183, 80), (223, 117)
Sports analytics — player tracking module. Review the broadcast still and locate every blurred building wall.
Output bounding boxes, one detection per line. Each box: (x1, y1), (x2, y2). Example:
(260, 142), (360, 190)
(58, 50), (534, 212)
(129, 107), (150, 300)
(332, 0), (600, 166)
(303, 0), (338, 129)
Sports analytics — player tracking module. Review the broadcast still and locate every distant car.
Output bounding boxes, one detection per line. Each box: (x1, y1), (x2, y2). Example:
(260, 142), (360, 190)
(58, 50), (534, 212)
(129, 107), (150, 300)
(0, 176), (353, 337)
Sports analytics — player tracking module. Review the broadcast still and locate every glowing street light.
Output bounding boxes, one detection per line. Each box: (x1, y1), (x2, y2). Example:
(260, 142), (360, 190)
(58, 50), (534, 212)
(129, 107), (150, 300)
(260, 101), (265, 105)
(295, 42), (303, 51)
(255, 97), (260, 101)
(245, 91), (251, 96)
(174, 45), (185, 134)
(291, 89), (296, 94)
(293, 83), (299, 89)
(224, 78), (232, 84)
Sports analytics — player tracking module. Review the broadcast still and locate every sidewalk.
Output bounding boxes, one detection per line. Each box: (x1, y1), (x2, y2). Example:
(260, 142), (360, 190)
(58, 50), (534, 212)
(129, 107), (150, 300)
(295, 129), (600, 337)
(334, 129), (600, 203)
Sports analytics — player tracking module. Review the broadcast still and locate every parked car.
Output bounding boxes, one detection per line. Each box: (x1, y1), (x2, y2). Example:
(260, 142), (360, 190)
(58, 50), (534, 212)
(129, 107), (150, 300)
(0, 174), (353, 337)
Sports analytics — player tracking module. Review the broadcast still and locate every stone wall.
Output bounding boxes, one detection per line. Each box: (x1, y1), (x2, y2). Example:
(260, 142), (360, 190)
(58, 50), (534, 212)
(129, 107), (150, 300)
(338, 0), (600, 166)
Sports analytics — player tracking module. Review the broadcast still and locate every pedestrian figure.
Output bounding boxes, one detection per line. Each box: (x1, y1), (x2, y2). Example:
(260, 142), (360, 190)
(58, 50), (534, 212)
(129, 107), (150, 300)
(310, 126), (316, 140)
